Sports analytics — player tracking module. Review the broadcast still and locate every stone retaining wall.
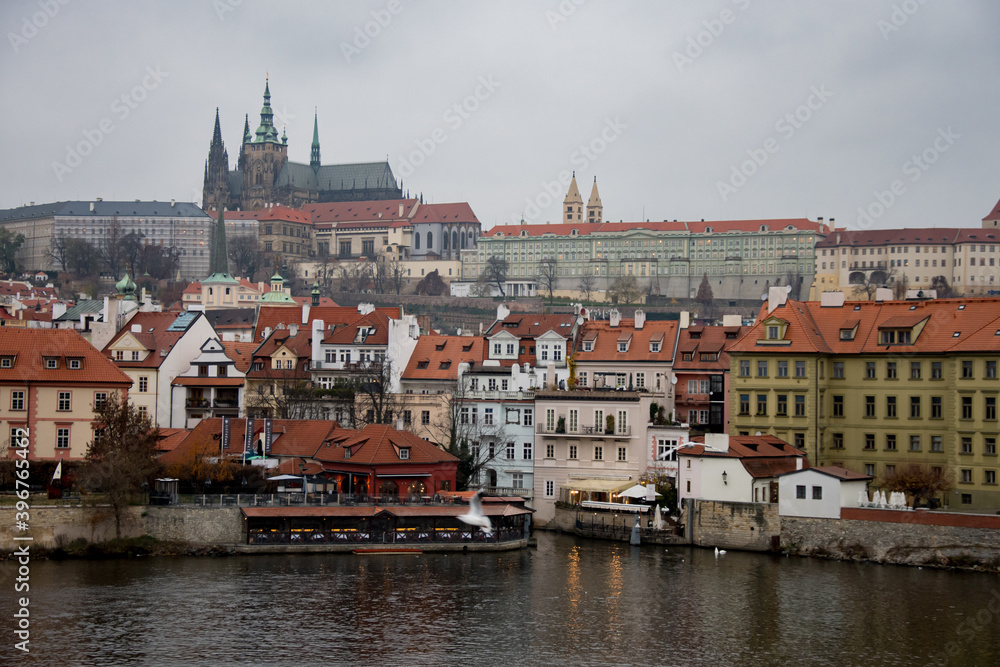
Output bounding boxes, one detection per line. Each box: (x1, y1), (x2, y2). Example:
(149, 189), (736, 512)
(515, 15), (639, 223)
(690, 500), (780, 552)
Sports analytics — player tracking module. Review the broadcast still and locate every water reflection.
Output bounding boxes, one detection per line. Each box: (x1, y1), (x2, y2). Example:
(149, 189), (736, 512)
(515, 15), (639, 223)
(2, 534), (998, 665)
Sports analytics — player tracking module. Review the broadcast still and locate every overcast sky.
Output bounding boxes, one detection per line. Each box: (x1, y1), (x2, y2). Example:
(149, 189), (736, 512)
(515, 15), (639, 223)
(3, 0), (999, 232)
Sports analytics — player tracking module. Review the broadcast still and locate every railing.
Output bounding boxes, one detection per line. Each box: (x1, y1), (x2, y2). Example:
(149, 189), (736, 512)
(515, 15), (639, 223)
(248, 527), (524, 546)
(213, 400), (238, 408)
(462, 390), (535, 401)
(166, 493), (467, 508)
(186, 398), (209, 408)
(536, 424), (632, 437)
(472, 486), (533, 499)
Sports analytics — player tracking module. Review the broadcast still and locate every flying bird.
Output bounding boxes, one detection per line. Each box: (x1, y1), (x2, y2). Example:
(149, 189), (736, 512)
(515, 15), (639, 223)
(459, 490), (493, 536)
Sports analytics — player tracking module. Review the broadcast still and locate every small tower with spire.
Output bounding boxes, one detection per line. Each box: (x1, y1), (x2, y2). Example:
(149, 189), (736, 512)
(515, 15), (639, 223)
(310, 110), (321, 171)
(241, 75), (289, 211)
(587, 176), (603, 224)
(202, 108), (231, 212)
(563, 172), (584, 224)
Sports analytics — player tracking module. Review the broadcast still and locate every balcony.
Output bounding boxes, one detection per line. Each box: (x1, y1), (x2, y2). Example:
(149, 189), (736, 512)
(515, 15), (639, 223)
(186, 398), (209, 408)
(213, 399), (239, 408)
(462, 390), (535, 401)
(536, 424), (632, 437)
(472, 486), (533, 499)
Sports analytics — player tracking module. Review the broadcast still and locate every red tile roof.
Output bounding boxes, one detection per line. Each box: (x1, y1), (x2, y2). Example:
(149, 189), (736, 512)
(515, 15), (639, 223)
(156, 428), (190, 453)
(220, 341), (254, 373)
(219, 206), (311, 225)
(101, 312), (190, 369)
(483, 218), (825, 237)
(984, 196), (1000, 222)
(402, 334), (485, 380)
(673, 324), (751, 371)
(814, 227), (999, 248)
(0, 327), (131, 385)
(160, 418), (341, 466)
(303, 199), (417, 225)
(731, 297), (1000, 356)
(574, 318), (678, 363)
(410, 202), (480, 224)
(778, 465), (872, 481)
(253, 305), (400, 342)
(322, 311), (392, 346)
(485, 313), (577, 338)
(313, 424), (459, 466)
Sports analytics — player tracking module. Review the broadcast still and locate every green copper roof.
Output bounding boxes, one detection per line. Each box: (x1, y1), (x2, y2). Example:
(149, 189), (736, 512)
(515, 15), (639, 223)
(205, 205), (237, 284)
(254, 77), (282, 145)
(115, 273), (138, 301)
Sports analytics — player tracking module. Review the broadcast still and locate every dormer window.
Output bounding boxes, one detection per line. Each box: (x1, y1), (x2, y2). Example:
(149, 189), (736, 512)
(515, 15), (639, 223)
(44, 358), (58, 369)
(344, 447), (351, 460)
(840, 329), (855, 341)
(417, 360), (429, 369)
(767, 325), (781, 340)
(584, 341), (593, 352)
(617, 342), (628, 353)
(399, 448), (410, 460)
(0, 357), (12, 368)
(439, 361), (452, 370)
(650, 341), (661, 353)
(880, 329), (912, 345)
(435, 343), (446, 351)
(462, 344), (473, 352)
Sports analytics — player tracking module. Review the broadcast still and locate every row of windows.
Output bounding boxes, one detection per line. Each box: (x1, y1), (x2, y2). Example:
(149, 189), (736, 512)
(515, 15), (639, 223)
(471, 441), (534, 461)
(832, 432), (998, 456)
(7, 390), (111, 412)
(834, 394), (997, 421)
(738, 360), (807, 378)
(538, 443), (628, 461)
(544, 408), (630, 434)
(738, 393), (807, 417)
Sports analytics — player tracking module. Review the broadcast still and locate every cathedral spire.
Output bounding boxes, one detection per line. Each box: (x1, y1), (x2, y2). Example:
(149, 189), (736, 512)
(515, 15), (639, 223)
(205, 202), (236, 284)
(563, 172), (583, 224)
(587, 176), (603, 224)
(212, 108), (223, 147)
(310, 109), (321, 170)
(242, 114), (251, 144)
(254, 75), (279, 144)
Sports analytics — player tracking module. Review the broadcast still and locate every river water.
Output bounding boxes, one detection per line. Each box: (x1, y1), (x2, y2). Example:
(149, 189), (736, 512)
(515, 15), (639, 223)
(3, 533), (998, 666)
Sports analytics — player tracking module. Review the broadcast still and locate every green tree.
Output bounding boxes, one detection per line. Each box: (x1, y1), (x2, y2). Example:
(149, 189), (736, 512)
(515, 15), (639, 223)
(696, 273), (714, 312)
(0, 228), (26, 274)
(78, 393), (160, 539)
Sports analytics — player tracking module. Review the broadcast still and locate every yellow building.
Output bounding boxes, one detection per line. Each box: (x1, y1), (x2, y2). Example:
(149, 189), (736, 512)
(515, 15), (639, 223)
(730, 290), (1000, 510)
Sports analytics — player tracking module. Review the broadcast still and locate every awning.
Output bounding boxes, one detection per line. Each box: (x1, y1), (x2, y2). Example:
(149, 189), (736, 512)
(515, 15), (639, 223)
(559, 479), (633, 494)
(377, 473), (431, 478)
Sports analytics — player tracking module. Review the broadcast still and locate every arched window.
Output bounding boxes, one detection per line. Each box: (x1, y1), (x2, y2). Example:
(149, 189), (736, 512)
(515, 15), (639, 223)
(443, 230), (449, 250)
(427, 231), (433, 248)
(414, 232), (421, 250)
(452, 230), (459, 251)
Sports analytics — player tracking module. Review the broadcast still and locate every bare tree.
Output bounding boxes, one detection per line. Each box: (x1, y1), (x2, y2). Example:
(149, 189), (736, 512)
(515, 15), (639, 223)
(880, 464), (953, 508)
(483, 256), (508, 297)
(577, 271), (596, 302)
(440, 382), (508, 490)
(338, 261), (372, 293)
(78, 392), (159, 539)
(49, 236), (71, 272)
(138, 244), (180, 280)
(852, 265), (897, 300)
(608, 274), (641, 304)
(536, 259), (558, 304)
(229, 234), (265, 281)
(352, 359), (408, 428)
(930, 275), (958, 298)
(0, 228), (26, 275)
(415, 269), (448, 296)
(97, 215), (127, 279)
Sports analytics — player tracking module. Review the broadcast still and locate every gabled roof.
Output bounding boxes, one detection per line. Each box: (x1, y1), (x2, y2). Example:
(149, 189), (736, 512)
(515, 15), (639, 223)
(321, 311), (391, 346)
(248, 329), (313, 380)
(303, 199), (417, 225)
(253, 305), (400, 342)
(574, 318), (678, 363)
(410, 202), (479, 225)
(159, 418), (340, 465)
(777, 465), (872, 481)
(0, 327), (131, 385)
(402, 334), (485, 381)
(102, 312), (199, 368)
(730, 297), (1000, 356)
(484, 313), (577, 338)
(984, 196), (1000, 222)
(312, 424), (459, 466)
(275, 161), (398, 194)
(0, 200), (209, 222)
(219, 341), (254, 373)
(673, 325), (751, 371)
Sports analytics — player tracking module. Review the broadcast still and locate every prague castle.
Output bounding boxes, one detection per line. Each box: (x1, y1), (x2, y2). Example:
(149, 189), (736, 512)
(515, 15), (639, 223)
(203, 78), (402, 212)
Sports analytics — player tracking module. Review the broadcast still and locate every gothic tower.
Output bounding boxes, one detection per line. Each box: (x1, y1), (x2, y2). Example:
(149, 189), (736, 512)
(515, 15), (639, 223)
(310, 110), (321, 171)
(587, 176), (603, 224)
(202, 108), (230, 212)
(241, 77), (288, 211)
(563, 172), (584, 224)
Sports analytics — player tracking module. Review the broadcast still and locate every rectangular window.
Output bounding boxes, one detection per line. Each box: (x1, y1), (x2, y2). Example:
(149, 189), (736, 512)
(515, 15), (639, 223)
(545, 444), (554, 458)
(137, 406), (147, 420)
(865, 396), (876, 418)
(57, 391), (71, 412)
(865, 463), (875, 476)
(523, 443), (532, 460)
(962, 360), (974, 379)
(794, 395), (806, 417)
(756, 394), (767, 416)
(987, 396), (997, 421)
(594, 409), (604, 432)
(777, 361), (788, 378)
(511, 473), (524, 489)
(56, 428), (70, 449)
(812, 486), (823, 500)
(962, 396), (973, 419)
(795, 432), (805, 449)
(886, 395), (896, 418)
(506, 443), (515, 460)
(796, 485), (806, 499)
(545, 480), (554, 497)
(546, 409), (555, 432)
(569, 409), (578, 433)
(832, 362), (844, 379)
(865, 362), (876, 379)
(739, 394), (750, 416)
(987, 470), (997, 485)
(617, 447), (627, 462)
(832, 433), (844, 449)
(523, 409), (533, 427)
(138, 376), (148, 393)
(795, 361), (806, 378)
(986, 438), (997, 456)
(569, 445), (578, 460)
(909, 435), (921, 452)
(910, 362), (921, 379)
(739, 360), (750, 377)
(594, 445), (603, 461)
(961, 437), (973, 454)
(931, 435), (943, 452)
(757, 360), (768, 377)
(421, 410), (430, 425)
(776, 394), (787, 416)
(864, 433), (875, 450)
(885, 434), (896, 451)
(932, 362), (942, 379)
(617, 410), (627, 435)
(910, 396), (921, 419)
(886, 362), (897, 379)
(10, 390), (24, 411)
(832, 395), (844, 417)
(988, 361), (998, 379)
(961, 469), (973, 484)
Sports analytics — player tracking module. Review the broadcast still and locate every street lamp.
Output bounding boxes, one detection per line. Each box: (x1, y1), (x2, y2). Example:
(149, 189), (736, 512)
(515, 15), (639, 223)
(722, 471), (728, 485)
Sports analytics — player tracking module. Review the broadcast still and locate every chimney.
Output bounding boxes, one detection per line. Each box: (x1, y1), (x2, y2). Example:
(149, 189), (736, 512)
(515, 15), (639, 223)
(399, 203), (404, 218)
(820, 291), (846, 308)
(609, 309), (621, 327)
(131, 324), (142, 333)
(634, 309), (645, 330)
(311, 319), (325, 363)
(171, 199), (175, 207)
(796, 457), (804, 470)
(547, 361), (556, 390)
(679, 311), (690, 330)
(496, 303), (510, 321)
(301, 303), (310, 325)
(264, 326), (272, 340)
(357, 303), (374, 315)
(767, 285), (790, 314)
(90, 202), (95, 212)
(289, 323), (299, 337)
(874, 287), (893, 302)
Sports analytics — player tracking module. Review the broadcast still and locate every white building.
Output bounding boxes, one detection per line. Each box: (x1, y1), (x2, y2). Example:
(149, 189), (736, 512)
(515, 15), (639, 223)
(777, 466), (872, 519)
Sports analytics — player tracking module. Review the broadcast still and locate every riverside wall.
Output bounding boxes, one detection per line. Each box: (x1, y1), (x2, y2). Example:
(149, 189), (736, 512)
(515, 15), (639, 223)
(0, 505), (244, 549)
(689, 500), (781, 552)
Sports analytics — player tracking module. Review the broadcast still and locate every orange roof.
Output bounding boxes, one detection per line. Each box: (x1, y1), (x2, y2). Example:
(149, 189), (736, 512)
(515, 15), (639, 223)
(313, 424), (459, 466)
(219, 206), (310, 225)
(156, 428), (191, 453)
(219, 341), (254, 373)
(0, 327), (131, 385)
(162, 418), (340, 465)
(984, 196), (1000, 222)
(573, 318), (678, 363)
(253, 305), (400, 342)
(814, 227), (995, 248)
(303, 199), (417, 225)
(322, 311), (392, 346)
(483, 217), (825, 237)
(673, 325), (750, 371)
(485, 313), (577, 338)
(731, 297), (1000, 356)
(102, 312), (193, 369)
(247, 330), (313, 380)
(402, 334), (485, 380)
(410, 202), (479, 224)
(292, 296), (338, 307)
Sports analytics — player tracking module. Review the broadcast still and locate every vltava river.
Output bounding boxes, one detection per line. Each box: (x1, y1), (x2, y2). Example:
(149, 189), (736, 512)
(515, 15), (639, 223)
(3, 533), (997, 665)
